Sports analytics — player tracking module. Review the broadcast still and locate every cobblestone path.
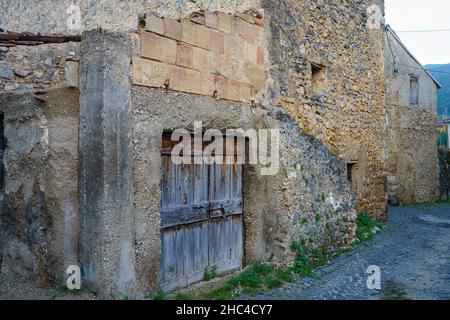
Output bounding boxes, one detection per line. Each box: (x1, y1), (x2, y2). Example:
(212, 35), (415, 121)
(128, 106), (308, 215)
(244, 204), (450, 300)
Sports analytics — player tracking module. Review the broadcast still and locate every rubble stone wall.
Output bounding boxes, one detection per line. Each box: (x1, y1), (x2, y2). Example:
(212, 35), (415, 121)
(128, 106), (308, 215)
(261, 0), (388, 219)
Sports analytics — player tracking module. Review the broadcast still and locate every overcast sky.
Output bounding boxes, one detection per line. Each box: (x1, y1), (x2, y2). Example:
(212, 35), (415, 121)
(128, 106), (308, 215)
(385, 0), (450, 65)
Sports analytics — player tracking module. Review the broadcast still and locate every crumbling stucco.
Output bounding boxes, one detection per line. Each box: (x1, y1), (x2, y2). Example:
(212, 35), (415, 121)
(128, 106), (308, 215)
(0, 88), (79, 286)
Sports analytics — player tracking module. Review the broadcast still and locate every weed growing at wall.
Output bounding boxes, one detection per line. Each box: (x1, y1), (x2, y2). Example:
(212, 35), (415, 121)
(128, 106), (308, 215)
(203, 265), (218, 281)
(354, 212), (384, 244)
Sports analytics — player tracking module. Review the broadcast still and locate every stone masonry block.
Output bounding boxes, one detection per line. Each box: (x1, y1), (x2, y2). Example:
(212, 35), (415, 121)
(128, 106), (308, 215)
(193, 47), (207, 72)
(160, 37), (177, 64)
(210, 29), (224, 54)
(240, 82), (252, 101)
(141, 31), (161, 61)
(200, 73), (215, 96)
(237, 13), (255, 24)
(237, 18), (259, 44)
(176, 43), (193, 68)
(196, 25), (211, 50)
(146, 13), (164, 35)
(132, 56), (169, 87)
(65, 60), (79, 88)
(257, 46), (265, 65)
(164, 18), (181, 41)
(244, 62), (266, 93)
(214, 74), (228, 99)
(205, 12), (219, 29)
(218, 13), (232, 33)
(228, 79), (241, 101)
(191, 12), (205, 25)
(181, 20), (197, 46)
(170, 65), (201, 94)
(244, 42), (258, 64)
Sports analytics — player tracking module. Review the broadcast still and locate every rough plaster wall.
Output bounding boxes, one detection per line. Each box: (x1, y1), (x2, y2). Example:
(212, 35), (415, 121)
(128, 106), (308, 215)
(262, 0), (388, 219)
(132, 86), (356, 294)
(0, 0), (261, 33)
(0, 88), (79, 286)
(384, 31), (439, 204)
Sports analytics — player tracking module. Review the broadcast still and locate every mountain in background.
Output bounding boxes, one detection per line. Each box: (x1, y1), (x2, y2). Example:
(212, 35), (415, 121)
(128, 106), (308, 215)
(425, 64), (450, 117)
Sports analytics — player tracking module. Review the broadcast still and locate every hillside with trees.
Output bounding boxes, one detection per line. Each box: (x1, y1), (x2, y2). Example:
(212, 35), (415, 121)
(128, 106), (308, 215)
(426, 64), (450, 117)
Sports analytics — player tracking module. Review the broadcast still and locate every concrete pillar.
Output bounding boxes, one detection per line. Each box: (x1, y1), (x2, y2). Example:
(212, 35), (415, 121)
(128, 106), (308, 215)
(78, 30), (135, 298)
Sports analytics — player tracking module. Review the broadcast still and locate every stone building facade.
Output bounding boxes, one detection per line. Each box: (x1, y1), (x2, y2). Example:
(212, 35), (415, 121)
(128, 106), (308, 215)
(0, 0), (440, 298)
(384, 25), (441, 205)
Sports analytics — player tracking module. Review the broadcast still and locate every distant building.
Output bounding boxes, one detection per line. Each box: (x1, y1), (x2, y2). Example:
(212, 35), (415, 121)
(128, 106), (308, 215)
(384, 25), (442, 204)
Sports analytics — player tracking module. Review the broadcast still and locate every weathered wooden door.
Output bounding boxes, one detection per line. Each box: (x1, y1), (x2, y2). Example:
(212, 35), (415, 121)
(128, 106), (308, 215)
(159, 136), (243, 291)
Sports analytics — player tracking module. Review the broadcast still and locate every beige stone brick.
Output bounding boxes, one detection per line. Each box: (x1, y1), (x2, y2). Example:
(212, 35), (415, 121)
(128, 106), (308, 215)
(228, 79), (241, 101)
(240, 82), (252, 101)
(193, 47), (207, 72)
(181, 20), (197, 45)
(224, 35), (245, 59)
(214, 74), (228, 99)
(218, 13), (232, 33)
(160, 37), (177, 64)
(205, 12), (219, 29)
(206, 51), (220, 74)
(191, 12), (205, 25)
(141, 31), (161, 61)
(169, 65), (201, 94)
(244, 42), (258, 64)
(196, 25), (211, 50)
(145, 13), (164, 35)
(237, 13), (255, 24)
(218, 55), (233, 76)
(210, 29), (224, 54)
(176, 42), (193, 68)
(200, 73), (215, 96)
(164, 18), (181, 41)
(257, 46), (265, 65)
(132, 57), (169, 87)
(237, 18), (259, 44)
(169, 65), (187, 92)
(244, 62), (266, 92)
(185, 68), (202, 94)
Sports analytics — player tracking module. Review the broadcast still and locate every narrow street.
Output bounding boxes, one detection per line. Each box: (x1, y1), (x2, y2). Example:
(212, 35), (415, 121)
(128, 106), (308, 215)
(245, 204), (450, 300)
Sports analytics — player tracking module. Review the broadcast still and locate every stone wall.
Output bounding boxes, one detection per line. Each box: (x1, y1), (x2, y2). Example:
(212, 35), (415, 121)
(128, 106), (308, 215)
(0, 88), (79, 286)
(261, 0), (388, 219)
(132, 12), (266, 103)
(0, 0), (260, 33)
(0, 0), (392, 297)
(384, 28), (440, 204)
(0, 43), (79, 93)
(131, 86), (357, 295)
(438, 148), (450, 201)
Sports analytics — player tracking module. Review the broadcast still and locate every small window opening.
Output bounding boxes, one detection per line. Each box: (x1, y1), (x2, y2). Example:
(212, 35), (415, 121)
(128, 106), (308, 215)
(409, 75), (419, 105)
(311, 63), (326, 93)
(347, 162), (358, 193)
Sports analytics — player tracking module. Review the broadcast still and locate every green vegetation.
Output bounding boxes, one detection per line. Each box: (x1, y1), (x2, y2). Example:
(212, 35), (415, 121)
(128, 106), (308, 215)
(354, 212), (384, 244)
(199, 263), (293, 300)
(203, 265), (218, 281)
(153, 289), (167, 300)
